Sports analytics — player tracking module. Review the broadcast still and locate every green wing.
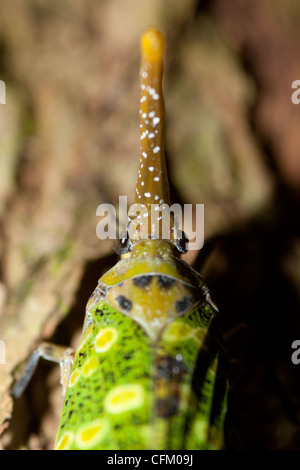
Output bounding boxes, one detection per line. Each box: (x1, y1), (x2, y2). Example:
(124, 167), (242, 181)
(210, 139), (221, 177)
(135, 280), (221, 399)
(153, 302), (228, 450)
(54, 301), (153, 450)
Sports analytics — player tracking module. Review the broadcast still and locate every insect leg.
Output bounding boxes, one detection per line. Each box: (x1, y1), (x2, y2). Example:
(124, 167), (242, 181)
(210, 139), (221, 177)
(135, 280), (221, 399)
(11, 342), (74, 399)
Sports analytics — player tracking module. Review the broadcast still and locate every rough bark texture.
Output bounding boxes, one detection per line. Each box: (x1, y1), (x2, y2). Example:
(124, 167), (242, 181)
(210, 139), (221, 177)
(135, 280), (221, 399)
(0, 0), (299, 450)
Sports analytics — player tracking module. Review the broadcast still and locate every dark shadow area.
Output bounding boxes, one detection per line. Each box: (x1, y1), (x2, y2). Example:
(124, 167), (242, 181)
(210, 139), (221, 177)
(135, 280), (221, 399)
(185, 0), (300, 450)
(192, 155), (300, 450)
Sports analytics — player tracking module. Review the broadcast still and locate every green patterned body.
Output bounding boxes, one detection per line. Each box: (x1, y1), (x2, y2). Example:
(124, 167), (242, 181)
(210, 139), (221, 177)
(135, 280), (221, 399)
(54, 241), (228, 450)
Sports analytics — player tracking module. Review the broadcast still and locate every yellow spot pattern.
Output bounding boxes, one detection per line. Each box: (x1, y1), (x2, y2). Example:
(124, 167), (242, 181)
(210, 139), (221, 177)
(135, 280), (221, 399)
(95, 327), (118, 353)
(68, 368), (81, 387)
(75, 419), (109, 449)
(82, 355), (98, 377)
(164, 322), (193, 342)
(104, 384), (145, 414)
(55, 431), (74, 450)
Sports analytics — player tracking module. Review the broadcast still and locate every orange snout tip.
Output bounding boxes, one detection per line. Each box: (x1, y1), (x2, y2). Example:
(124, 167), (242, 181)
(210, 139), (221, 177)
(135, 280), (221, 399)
(141, 27), (165, 63)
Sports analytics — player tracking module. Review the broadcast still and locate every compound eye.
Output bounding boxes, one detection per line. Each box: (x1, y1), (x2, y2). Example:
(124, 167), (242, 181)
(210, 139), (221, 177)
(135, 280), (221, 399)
(175, 230), (189, 254)
(114, 231), (130, 255)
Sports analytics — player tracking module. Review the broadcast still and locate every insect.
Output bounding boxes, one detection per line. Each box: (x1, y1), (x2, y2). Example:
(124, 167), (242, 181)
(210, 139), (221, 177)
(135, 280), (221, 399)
(12, 27), (228, 450)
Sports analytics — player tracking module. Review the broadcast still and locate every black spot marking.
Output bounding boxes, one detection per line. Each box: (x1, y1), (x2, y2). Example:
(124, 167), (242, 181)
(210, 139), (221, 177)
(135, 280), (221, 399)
(175, 296), (194, 313)
(95, 308), (105, 317)
(156, 397), (179, 417)
(99, 285), (108, 295)
(154, 354), (187, 418)
(175, 230), (189, 254)
(157, 275), (175, 289)
(114, 231), (130, 255)
(116, 295), (132, 311)
(133, 275), (152, 288)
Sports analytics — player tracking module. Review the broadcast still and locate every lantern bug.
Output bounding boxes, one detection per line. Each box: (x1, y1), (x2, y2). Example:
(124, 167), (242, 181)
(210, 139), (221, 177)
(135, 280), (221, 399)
(11, 27), (228, 450)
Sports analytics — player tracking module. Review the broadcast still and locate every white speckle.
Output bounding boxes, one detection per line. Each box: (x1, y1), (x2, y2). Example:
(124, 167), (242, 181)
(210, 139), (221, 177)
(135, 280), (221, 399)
(153, 146), (160, 154)
(149, 111), (155, 118)
(144, 192), (151, 198)
(153, 117), (160, 126)
(141, 181), (144, 186)
(141, 163), (143, 168)
(141, 71), (148, 79)
(142, 152), (147, 158)
(148, 166), (154, 172)
(140, 130), (149, 141)
(153, 176), (160, 181)
(148, 133), (155, 139)
(142, 113), (147, 119)
(140, 96), (146, 103)
(153, 93), (159, 100)
(146, 85), (156, 96)
(141, 84), (145, 90)
(154, 195), (159, 200)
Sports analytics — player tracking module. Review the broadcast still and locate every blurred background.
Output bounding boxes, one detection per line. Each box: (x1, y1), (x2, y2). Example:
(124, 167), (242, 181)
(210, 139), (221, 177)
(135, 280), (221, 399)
(0, 0), (300, 450)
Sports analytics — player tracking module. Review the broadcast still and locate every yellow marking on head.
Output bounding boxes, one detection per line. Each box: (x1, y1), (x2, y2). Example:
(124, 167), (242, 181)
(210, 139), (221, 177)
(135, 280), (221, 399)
(141, 27), (165, 63)
(82, 355), (98, 377)
(105, 274), (198, 340)
(95, 327), (118, 353)
(163, 321), (193, 342)
(68, 368), (81, 387)
(131, 276), (177, 325)
(75, 419), (109, 449)
(104, 384), (145, 414)
(54, 431), (74, 450)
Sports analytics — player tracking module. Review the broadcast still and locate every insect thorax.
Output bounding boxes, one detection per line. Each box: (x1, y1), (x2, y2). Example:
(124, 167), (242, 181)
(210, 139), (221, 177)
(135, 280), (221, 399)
(87, 240), (211, 341)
